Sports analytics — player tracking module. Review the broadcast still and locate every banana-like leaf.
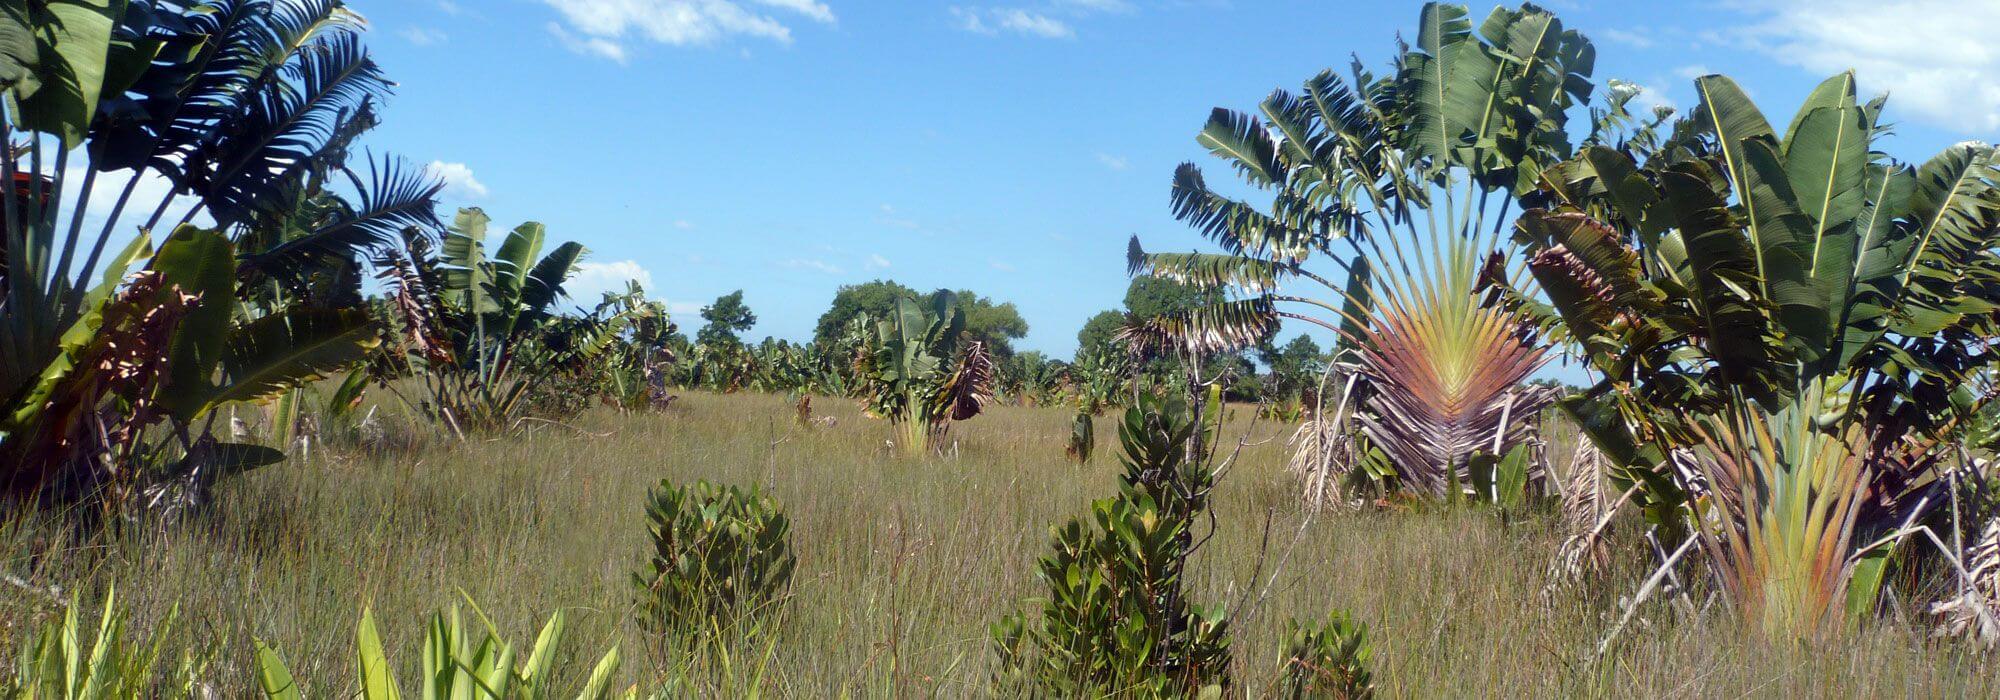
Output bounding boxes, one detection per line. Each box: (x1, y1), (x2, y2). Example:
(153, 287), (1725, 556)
(0, 2), (34, 93)
(492, 220), (548, 306)
(152, 225), (236, 420)
(195, 307), (380, 414)
(1660, 166), (1785, 403)
(518, 241), (585, 320)
(1741, 137), (1836, 364)
(163, 441), (285, 482)
(1693, 74), (1775, 217)
(440, 207), (492, 308)
(1398, 2), (1497, 170)
(11, 0), (123, 147)
(1781, 71), (1856, 148)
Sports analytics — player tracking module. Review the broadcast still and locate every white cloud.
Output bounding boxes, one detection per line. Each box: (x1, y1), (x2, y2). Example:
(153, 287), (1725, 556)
(566, 260), (656, 303)
(674, 219), (695, 230)
(754, 0), (835, 23)
(780, 258), (844, 274)
(542, 0), (836, 61)
(434, 0), (464, 15)
(990, 260), (1016, 272)
(400, 26), (448, 46)
(427, 161), (489, 200)
(550, 22), (629, 63)
(1095, 152), (1128, 170)
(1057, 0), (1133, 12)
(1597, 28), (1654, 49)
(996, 9), (1072, 38)
(1734, 0), (2000, 132)
(866, 253), (891, 270)
(952, 7), (1075, 39)
(1672, 64), (1712, 81)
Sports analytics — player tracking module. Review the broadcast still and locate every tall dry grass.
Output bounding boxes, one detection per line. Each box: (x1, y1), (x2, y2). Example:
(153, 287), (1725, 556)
(1, 391), (1992, 696)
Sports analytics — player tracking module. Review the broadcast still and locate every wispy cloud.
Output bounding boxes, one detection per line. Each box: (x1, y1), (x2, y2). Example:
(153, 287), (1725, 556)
(434, 0), (464, 16)
(952, 0), (1132, 39)
(1095, 152), (1128, 170)
(877, 204), (921, 230)
(674, 219), (695, 230)
(543, 0), (837, 62)
(990, 260), (1016, 272)
(1597, 27), (1655, 49)
(400, 26), (448, 46)
(866, 253), (891, 270)
(548, 22), (629, 63)
(427, 161), (489, 200)
(781, 258), (845, 274)
(1056, 0), (1133, 11)
(1731, 0), (2000, 132)
(953, 7), (1073, 38)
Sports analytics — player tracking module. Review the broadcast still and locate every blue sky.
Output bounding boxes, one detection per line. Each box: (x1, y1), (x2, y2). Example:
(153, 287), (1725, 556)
(352, 0), (1999, 358)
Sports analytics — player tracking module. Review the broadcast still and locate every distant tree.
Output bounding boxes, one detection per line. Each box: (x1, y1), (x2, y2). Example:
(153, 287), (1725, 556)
(698, 290), (757, 347)
(1075, 310), (1127, 361)
(815, 280), (918, 342)
(1124, 277), (1222, 322)
(951, 290), (1030, 356)
(815, 280), (1028, 356)
(1260, 334), (1326, 402)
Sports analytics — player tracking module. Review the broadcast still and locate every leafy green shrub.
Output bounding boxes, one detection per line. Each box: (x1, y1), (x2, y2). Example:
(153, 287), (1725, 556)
(992, 393), (1232, 697)
(1277, 611), (1375, 699)
(632, 480), (796, 642)
(254, 598), (625, 699)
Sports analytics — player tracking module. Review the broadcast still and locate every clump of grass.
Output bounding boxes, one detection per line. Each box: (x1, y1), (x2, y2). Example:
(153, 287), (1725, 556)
(0, 391), (1994, 695)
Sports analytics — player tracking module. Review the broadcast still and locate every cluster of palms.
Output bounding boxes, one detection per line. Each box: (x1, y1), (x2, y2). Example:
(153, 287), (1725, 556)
(0, 1), (657, 515)
(0, 0), (443, 516)
(1131, 1), (2000, 640)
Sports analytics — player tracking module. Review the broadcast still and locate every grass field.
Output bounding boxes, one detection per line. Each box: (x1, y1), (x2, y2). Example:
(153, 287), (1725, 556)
(2, 391), (1993, 696)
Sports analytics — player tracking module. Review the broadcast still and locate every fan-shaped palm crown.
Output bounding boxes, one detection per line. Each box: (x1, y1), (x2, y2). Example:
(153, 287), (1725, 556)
(1124, 2), (1593, 496)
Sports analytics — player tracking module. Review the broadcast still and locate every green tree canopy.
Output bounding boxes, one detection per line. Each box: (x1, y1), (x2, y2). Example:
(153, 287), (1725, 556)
(815, 280), (1028, 355)
(1070, 278), (1228, 362)
(1123, 277), (1222, 321)
(698, 290), (757, 347)
(1259, 334), (1325, 401)
(814, 280), (918, 342)
(1075, 311), (1126, 361)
